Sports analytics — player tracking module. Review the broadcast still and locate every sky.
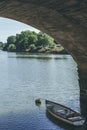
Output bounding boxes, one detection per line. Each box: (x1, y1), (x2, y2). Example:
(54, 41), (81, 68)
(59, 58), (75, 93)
(0, 17), (40, 43)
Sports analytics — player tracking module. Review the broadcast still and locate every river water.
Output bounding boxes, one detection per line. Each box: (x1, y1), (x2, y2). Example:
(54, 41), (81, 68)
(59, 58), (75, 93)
(0, 51), (82, 130)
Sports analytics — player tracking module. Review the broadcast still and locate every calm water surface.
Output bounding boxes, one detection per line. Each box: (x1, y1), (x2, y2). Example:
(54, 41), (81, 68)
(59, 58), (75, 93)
(0, 51), (82, 130)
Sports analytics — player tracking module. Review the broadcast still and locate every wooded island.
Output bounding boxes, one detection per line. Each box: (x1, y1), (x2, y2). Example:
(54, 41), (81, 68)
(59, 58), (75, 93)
(2, 30), (67, 54)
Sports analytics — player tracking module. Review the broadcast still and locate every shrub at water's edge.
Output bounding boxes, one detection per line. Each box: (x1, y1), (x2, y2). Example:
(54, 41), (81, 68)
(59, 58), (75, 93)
(2, 30), (68, 54)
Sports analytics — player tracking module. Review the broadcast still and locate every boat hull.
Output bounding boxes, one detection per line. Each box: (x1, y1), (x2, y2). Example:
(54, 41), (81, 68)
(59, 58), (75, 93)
(45, 100), (85, 126)
(47, 108), (75, 126)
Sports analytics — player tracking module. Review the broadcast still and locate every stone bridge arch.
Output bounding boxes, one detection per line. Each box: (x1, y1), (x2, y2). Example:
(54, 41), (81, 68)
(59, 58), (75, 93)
(0, 0), (87, 98)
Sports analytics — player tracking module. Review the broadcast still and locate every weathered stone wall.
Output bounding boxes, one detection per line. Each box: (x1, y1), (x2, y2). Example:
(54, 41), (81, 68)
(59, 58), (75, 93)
(0, 0), (87, 92)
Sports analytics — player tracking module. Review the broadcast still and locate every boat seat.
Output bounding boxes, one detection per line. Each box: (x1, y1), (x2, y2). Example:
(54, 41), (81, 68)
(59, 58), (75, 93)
(68, 116), (83, 121)
(66, 113), (80, 118)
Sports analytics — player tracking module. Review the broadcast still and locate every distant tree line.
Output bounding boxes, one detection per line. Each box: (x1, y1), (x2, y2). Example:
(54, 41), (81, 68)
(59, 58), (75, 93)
(3, 30), (56, 52)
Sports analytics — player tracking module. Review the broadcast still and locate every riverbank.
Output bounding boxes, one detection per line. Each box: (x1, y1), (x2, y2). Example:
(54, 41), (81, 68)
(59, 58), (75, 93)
(27, 46), (68, 54)
(4, 46), (68, 54)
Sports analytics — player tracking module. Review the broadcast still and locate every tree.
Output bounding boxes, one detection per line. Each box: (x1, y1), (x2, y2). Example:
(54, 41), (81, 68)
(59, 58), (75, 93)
(29, 44), (36, 50)
(15, 33), (23, 51)
(15, 30), (37, 51)
(0, 42), (3, 49)
(37, 32), (54, 47)
(7, 36), (16, 45)
(28, 33), (38, 46)
(8, 44), (16, 52)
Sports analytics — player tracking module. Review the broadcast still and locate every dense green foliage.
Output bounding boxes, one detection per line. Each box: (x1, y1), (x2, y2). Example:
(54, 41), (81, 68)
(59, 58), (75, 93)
(3, 30), (55, 52)
(8, 44), (16, 52)
(0, 42), (3, 49)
